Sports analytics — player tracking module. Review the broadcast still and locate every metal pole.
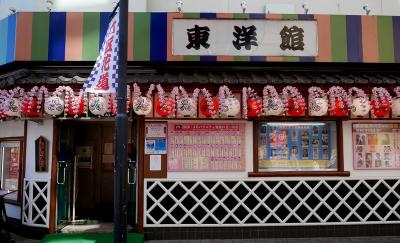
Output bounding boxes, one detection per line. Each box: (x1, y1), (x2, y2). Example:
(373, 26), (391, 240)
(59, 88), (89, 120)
(114, 0), (128, 242)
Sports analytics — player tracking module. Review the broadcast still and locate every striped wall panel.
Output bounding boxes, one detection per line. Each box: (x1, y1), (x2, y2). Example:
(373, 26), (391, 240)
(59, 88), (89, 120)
(1, 12), (400, 65)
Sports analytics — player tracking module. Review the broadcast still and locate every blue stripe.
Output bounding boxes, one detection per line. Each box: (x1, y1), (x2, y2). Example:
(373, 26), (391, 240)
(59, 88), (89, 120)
(250, 56), (265, 62)
(299, 56), (315, 62)
(249, 13), (265, 19)
(150, 13), (167, 61)
(48, 12), (66, 61)
(6, 14), (16, 63)
(200, 56), (216, 61)
(99, 12), (110, 50)
(346, 15), (362, 62)
(0, 17), (8, 65)
(298, 14), (315, 20)
(200, 13), (216, 19)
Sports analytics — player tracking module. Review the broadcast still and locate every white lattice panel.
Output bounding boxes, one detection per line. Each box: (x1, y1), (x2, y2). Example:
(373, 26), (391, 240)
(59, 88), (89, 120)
(22, 179), (50, 228)
(144, 179), (400, 227)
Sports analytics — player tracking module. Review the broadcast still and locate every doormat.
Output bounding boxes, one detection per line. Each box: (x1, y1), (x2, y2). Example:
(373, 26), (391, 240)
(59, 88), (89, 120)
(41, 232), (144, 243)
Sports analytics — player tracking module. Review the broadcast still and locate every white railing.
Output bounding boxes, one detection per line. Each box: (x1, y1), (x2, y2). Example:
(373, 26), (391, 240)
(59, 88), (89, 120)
(144, 179), (400, 227)
(22, 179), (50, 228)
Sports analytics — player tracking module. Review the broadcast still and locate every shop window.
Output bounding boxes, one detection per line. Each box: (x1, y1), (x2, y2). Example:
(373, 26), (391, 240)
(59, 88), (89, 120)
(250, 121), (349, 177)
(0, 138), (24, 202)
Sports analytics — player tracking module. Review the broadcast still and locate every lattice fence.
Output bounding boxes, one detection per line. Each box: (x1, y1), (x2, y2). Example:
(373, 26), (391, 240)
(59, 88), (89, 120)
(145, 179), (400, 226)
(22, 179), (50, 228)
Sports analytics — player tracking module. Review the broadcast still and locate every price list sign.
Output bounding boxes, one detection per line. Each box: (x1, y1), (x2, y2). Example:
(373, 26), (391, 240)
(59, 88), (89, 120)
(168, 123), (246, 172)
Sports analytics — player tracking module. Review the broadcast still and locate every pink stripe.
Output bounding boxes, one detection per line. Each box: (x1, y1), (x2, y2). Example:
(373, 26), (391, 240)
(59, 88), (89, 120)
(15, 13), (32, 61)
(316, 15), (332, 62)
(128, 13), (134, 61)
(65, 12), (83, 61)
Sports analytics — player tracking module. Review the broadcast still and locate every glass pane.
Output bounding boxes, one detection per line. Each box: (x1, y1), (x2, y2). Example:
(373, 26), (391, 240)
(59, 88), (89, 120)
(1, 142), (20, 191)
(258, 121), (338, 172)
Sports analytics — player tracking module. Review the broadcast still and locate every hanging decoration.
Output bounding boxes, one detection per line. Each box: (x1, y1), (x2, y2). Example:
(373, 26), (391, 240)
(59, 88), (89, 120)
(65, 87), (86, 117)
(3, 87), (24, 117)
(308, 87), (328, 116)
(21, 86), (48, 117)
(0, 89), (8, 119)
(89, 94), (108, 116)
(44, 86), (65, 116)
(110, 85), (131, 115)
(282, 86), (306, 116)
(348, 87), (370, 117)
(327, 86), (350, 116)
(262, 85), (284, 116)
(371, 87), (391, 117)
(176, 86), (200, 118)
(155, 85), (177, 117)
(218, 85), (240, 117)
(242, 87), (262, 119)
(200, 88), (219, 117)
(132, 83), (154, 116)
(392, 87), (400, 118)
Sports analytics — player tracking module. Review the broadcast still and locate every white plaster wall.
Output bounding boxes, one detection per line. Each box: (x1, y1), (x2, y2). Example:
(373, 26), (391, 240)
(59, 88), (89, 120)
(25, 120), (53, 180)
(0, 120), (24, 138)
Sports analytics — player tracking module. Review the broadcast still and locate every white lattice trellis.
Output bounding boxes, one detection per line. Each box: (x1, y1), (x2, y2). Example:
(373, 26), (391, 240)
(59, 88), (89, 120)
(144, 179), (400, 226)
(22, 179), (50, 228)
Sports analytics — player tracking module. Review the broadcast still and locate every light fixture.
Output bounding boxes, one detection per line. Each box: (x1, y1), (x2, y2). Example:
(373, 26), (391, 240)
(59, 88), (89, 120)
(240, 1), (247, 13)
(176, 0), (183, 13)
(9, 7), (16, 15)
(363, 4), (371, 15)
(302, 1), (309, 14)
(46, 0), (54, 12)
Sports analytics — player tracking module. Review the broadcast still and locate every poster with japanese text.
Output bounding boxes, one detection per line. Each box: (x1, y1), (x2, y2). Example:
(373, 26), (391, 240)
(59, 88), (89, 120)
(353, 123), (400, 169)
(145, 122), (167, 154)
(168, 122), (246, 172)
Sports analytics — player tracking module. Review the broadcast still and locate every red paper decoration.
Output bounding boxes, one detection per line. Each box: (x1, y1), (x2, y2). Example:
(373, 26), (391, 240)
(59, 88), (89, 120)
(371, 99), (391, 117)
(287, 98), (305, 116)
(247, 98), (261, 117)
(22, 97), (40, 117)
(155, 97), (175, 116)
(199, 97), (219, 117)
(331, 98), (348, 116)
(67, 99), (85, 116)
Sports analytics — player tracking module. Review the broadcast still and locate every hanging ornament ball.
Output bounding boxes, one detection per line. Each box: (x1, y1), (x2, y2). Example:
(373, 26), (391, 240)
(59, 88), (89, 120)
(4, 98), (21, 117)
(45, 96), (64, 116)
(287, 98), (305, 116)
(351, 98), (370, 117)
(200, 97), (219, 117)
(89, 96), (107, 116)
(132, 96), (152, 116)
(309, 98), (328, 116)
(155, 97), (175, 117)
(22, 97), (40, 117)
(264, 97), (284, 116)
(392, 98), (400, 117)
(247, 98), (262, 117)
(371, 99), (391, 117)
(220, 97), (240, 117)
(176, 98), (196, 117)
(67, 98), (85, 116)
(331, 98), (348, 116)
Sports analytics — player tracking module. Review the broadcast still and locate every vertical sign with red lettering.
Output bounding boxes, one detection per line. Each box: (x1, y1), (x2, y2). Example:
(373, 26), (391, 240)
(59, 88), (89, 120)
(35, 136), (48, 172)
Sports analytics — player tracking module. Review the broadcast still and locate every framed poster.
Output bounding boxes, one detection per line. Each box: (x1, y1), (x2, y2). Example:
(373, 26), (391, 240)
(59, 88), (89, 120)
(168, 122), (246, 172)
(353, 123), (400, 169)
(76, 146), (93, 168)
(145, 122), (167, 154)
(257, 122), (338, 171)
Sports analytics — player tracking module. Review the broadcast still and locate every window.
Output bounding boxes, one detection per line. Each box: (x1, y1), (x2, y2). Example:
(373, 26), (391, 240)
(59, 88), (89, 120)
(251, 121), (349, 177)
(0, 139), (24, 202)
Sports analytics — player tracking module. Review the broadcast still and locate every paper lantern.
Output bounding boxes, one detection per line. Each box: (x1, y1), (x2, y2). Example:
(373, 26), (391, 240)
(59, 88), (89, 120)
(4, 98), (21, 117)
(264, 97), (284, 116)
(330, 98), (348, 116)
(287, 98), (305, 116)
(371, 99), (391, 117)
(155, 97), (175, 117)
(392, 98), (400, 117)
(220, 97), (240, 117)
(351, 98), (370, 117)
(309, 98), (328, 116)
(67, 98), (85, 116)
(132, 96), (152, 116)
(22, 97), (40, 117)
(44, 96), (64, 116)
(89, 96), (107, 116)
(247, 98), (262, 117)
(177, 98), (196, 117)
(200, 97), (219, 117)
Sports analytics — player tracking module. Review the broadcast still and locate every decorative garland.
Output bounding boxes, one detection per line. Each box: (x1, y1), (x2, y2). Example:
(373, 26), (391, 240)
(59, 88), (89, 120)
(371, 87), (392, 117)
(22, 86), (48, 116)
(327, 86), (351, 113)
(242, 87), (261, 119)
(282, 86), (305, 115)
(262, 85), (284, 115)
(201, 88), (217, 117)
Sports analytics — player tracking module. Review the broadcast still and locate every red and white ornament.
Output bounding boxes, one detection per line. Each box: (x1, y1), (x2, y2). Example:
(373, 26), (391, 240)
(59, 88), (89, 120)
(328, 86), (350, 116)
(199, 97), (219, 117)
(218, 86), (240, 117)
(176, 87), (199, 118)
(308, 87), (328, 116)
(371, 87), (391, 117)
(45, 96), (64, 116)
(262, 86), (284, 116)
(155, 97), (175, 117)
(89, 95), (107, 116)
(282, 86), (305, 116)
(349, 87), (370, 117)
(132, 96), (152, 115)
(4, 98), (21, 117)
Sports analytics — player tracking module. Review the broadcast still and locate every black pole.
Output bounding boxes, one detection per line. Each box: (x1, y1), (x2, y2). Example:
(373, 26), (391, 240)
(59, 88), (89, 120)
(114, 0), (128, 242)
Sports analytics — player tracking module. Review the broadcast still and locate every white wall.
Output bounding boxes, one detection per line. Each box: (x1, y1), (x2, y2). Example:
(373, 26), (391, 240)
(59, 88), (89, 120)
(0, 120), (24, 138)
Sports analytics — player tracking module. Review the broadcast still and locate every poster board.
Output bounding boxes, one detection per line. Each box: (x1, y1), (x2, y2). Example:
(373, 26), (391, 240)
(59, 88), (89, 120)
(144, 122), (168, 178)
(168, 122), (246, 172)
(76, 146), (93, 169)
(353, 123), (400, 169)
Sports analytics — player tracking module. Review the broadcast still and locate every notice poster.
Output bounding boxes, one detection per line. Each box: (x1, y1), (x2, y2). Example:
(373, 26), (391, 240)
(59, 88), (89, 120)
(353, 123), (400, 169)
(168, 122), (246, 172)
(258, 122), (337, 171)
(145, 122), (167, 154)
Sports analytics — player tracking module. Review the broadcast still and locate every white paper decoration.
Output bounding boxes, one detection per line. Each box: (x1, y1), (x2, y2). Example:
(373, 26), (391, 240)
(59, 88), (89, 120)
(89, 96), (107, 116)
(132, 96), (152, 116)
(176, 98), (196, 117)
(392, 98), (400, 117)
(4, 98), (21, 117)
(220, 97), (240, 117)
(44, 96), (64, 116)
(351, 98), (370, 117)
(264, 97), (284, 116)
(309, 98), (328, 116)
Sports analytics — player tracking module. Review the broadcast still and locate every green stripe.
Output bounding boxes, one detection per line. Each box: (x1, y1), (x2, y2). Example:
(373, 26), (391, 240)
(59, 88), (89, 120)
(233, 13), (249, 19)
(31, 12), (49, 60)
(82, 12), (100, 61)
(184, 13), (200, 19)
(282, 14), (298, 20)
(234, 56), (250, 61)
(283, 56), (299, 62)
(330, 15), (347, 62)
(183, 55), (200, 61)
(133, 13), (150, 61)
(377, 16), (395, 63)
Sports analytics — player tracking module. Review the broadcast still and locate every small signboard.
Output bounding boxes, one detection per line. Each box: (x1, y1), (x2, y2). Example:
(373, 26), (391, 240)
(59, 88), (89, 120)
(35, 136), (48, 172)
